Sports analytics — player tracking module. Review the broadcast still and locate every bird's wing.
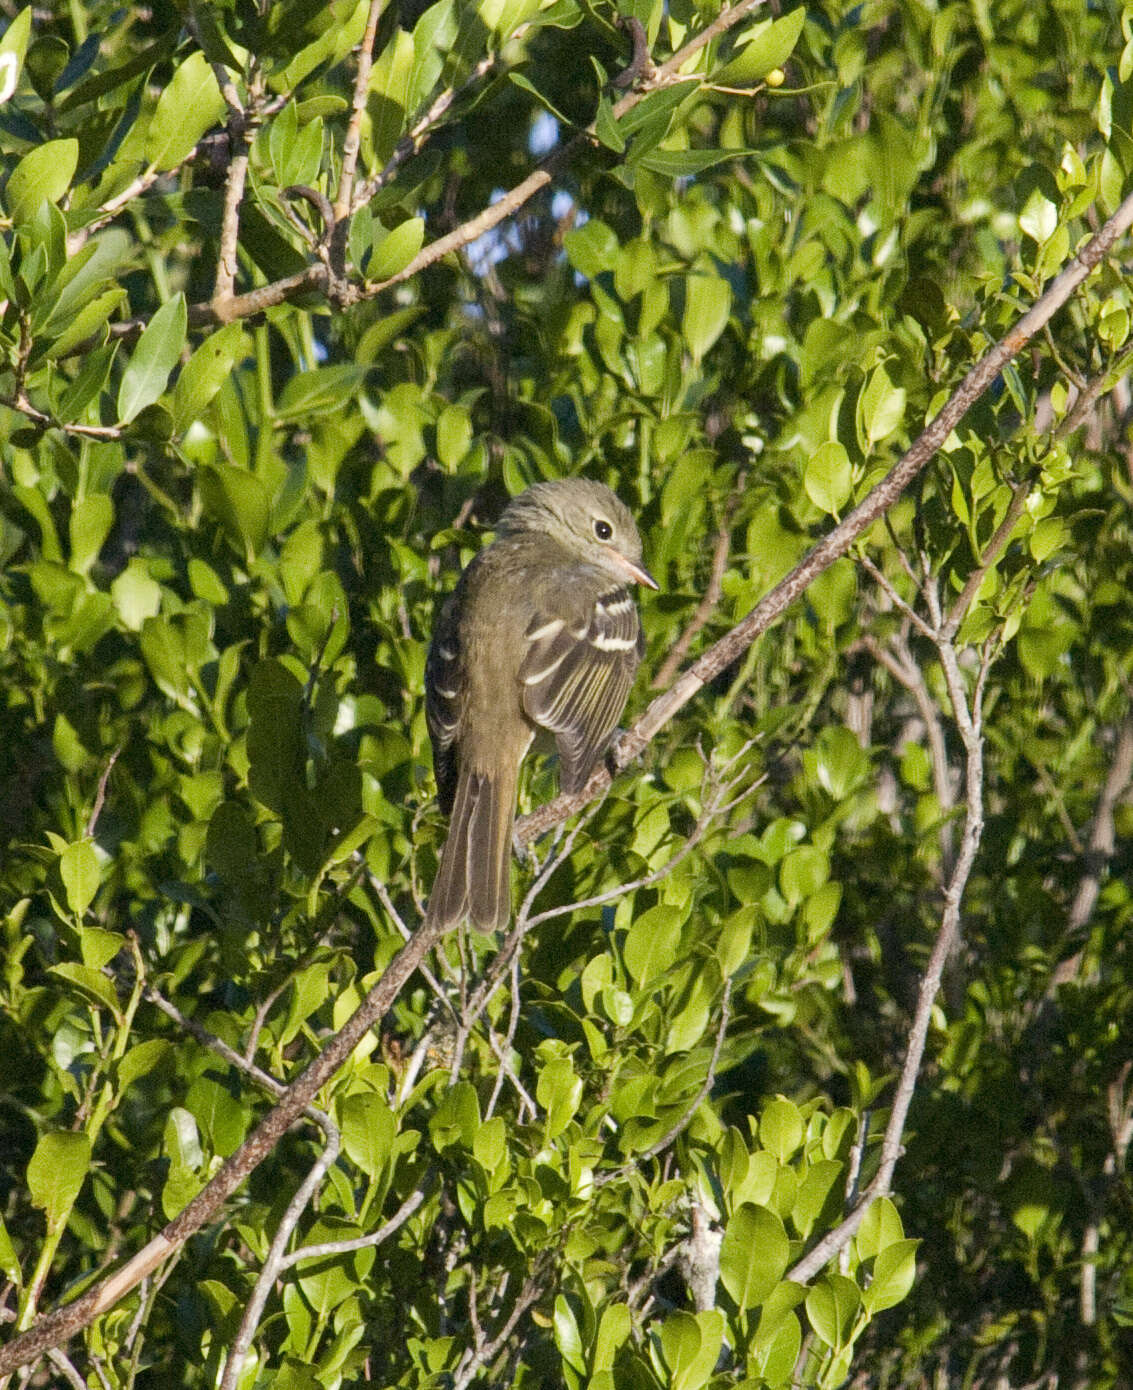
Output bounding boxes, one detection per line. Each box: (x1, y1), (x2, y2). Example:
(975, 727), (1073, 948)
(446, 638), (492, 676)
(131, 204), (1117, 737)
(520, 585), (643, 794)
(425, 593), (463, 815)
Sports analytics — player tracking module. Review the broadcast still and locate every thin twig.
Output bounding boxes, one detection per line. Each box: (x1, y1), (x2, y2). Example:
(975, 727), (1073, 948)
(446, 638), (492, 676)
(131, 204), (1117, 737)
(44, 1350), (86, 1390)
(278, 1179), (432, 1269)
(85, 748), (121, 838)
(942, 480), (1030, 638)
(602, 978), (732, 1179)
(219, 1112), (341, 1390)
(331, 0), (386, 272)
(788, 632), (991, 1284)
(209, 63), (257, 311)
(856, 552), (936, 640)
(484, 954), (536, 1121)
(1048, 717), (1133, 990)
(451, 1260), (552, 1390)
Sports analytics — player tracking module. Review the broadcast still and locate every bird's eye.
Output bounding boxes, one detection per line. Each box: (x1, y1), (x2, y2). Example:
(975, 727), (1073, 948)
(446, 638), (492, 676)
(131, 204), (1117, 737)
(593, 518), (613, 541)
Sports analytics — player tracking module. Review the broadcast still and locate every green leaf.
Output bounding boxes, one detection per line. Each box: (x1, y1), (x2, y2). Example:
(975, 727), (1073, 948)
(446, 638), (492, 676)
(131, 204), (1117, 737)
(779, 845), (830, 906)
(116, 1039), (171, 1091)
(855, 1196), (905, 1259)
(858, 362), (906, 449)
(658, 1309), (725, 1390)
(117, 294), (187, 424)
(1019, 185), (1057, 243)
(791, 1158), (842, 1238)
(553, 1295), (585, 1375)
(68, 495), (113, 577)
(595, 93), (626, 152)
(59, 838), (100, 917)
(752, 1309), (802, 1384)
(80, 926), (124, 970)
(564, 219), (617, 277)
(436, 403), (472, 467)
(0, 1216), (21, 1287)
(276, 364), (367, 422)
(340, 1092), (396, 1177)
(508, 70), (571, 126)
(759, 1097), (804, 1161)
(185, 1074), (248, 1157)
(111, 557), (162, 630)
(164, 1107), (203, 1169)
(593, 1303), (631, 1371)
(49, 962), (122, 1021)
(624, 903), (684, 984)
(719, 1203), (790, 1310)
(48, 289), (127, 361)
(683, 273), (731, 363)
(173, 323), (248, 433)
(56, 343), (118, 423)
(369, 216), (426, 282)
(863, 1238), (920, 1313)
(715, 8), (806, 86)
(536, 1056), (582, 1140)
(638, 147), (756, 177)
(367, 28), (416, 166)
(27, 1131), (91, 1230)
(0, 7), (32, 85)
(144, 51), (226, 170)
(804, 440), (853, 514)
(199, 462), (271, 558)
(805, 1273), (861, 1349)
(6, 139), (79, 224)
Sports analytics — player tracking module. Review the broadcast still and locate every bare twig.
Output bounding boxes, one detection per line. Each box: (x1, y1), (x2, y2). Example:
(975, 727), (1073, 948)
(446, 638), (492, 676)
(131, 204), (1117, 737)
(591, 979), (731, 1197)
(451, 1260), (552, 1390)
(85, 748), (121, 838)
(856, 553), (936, 641)
(1048, 718), (1133, 990)
(3, 393), (125, 440)
(788, 635), (991, 1284)
(331, 0), (387, 272)
(484, 954), (536, 1121)
(942, 480), (1031, 639)
(278, 1178), (432, 1270)
(219, 1112), (341, 1390)
(860, 629), (957, 872)
(210, 64), (258, 312)
(44, 1350), (86, 1390)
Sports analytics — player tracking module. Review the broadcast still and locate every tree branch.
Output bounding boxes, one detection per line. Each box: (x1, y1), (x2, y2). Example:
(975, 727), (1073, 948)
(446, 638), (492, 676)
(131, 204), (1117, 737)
(787, 634), (991, 1284)
(516, 188), (1133, 844)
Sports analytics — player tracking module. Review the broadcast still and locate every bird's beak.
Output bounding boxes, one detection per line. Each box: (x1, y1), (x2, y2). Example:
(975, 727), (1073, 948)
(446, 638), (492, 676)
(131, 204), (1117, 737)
(616, 552), (659, 590)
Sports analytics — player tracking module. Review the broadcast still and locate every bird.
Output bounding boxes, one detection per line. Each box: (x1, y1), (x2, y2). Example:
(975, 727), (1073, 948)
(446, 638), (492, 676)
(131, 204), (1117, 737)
(424, 478), (657, 933)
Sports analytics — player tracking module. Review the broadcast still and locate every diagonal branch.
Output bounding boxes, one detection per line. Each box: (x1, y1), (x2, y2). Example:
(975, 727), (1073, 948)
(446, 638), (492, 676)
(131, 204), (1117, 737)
(515, 187), (1133, 845)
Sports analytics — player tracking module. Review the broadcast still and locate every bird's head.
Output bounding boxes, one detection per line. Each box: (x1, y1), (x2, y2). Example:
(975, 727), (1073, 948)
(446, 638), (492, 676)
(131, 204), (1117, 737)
(497, 479), (658, 589)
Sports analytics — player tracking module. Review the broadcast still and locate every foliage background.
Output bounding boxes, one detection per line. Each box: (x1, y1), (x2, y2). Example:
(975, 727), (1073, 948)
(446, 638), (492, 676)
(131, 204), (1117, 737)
(1, 0), (1133, 1385)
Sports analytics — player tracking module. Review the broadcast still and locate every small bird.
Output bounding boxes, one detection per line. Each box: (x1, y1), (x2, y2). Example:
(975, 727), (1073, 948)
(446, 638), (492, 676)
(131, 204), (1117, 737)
(424, 479), (657, 932)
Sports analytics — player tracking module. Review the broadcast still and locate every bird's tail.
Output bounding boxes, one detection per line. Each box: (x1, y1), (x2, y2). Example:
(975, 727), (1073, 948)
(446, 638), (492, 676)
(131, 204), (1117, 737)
(424, 761), (518, 932)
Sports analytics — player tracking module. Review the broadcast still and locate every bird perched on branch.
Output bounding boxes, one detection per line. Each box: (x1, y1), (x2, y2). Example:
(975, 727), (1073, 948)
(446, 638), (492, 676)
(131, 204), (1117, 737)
(424, 479), (657, 932)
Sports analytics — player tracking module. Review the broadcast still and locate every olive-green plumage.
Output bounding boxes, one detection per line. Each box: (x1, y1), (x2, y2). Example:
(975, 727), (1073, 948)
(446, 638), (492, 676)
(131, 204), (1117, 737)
(424, 479), (657, 932)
